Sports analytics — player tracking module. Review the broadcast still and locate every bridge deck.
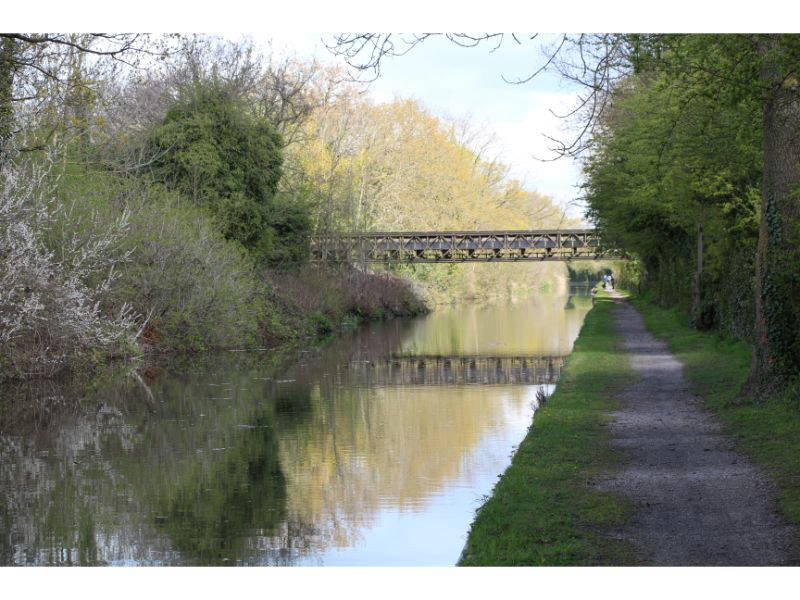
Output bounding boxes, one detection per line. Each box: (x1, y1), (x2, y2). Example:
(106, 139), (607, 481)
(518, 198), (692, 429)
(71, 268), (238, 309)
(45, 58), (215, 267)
(310, 229), (621, 263)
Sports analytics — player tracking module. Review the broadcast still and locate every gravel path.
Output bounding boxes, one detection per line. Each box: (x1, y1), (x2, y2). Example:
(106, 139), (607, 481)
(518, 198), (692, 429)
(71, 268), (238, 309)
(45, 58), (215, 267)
(596, 298), (797, 565)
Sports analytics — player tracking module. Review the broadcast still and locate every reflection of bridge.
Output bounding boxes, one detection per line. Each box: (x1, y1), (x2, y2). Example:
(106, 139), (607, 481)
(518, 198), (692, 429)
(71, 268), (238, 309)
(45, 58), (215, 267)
(311, 229), (622, 263)
(335, 355), (566, 386)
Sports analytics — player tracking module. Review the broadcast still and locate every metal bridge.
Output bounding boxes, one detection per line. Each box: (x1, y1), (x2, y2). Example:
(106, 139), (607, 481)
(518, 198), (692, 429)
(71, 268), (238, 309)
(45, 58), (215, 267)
(310, 229), (621, 263)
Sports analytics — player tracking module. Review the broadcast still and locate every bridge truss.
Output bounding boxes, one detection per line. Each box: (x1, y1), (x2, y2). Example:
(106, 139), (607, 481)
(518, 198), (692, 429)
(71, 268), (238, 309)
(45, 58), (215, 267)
(310, 229), (620, 263)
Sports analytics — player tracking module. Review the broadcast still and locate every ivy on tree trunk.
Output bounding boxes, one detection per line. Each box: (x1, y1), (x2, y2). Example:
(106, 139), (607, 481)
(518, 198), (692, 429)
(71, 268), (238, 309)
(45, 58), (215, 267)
(751, 35), (800, 395)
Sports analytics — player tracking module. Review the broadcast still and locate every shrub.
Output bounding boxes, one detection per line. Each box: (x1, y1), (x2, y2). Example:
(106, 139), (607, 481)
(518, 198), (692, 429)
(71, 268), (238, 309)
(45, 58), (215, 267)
(0, 155), (137, 379)
(113, 182), (266, 351)
(48, 161), (267, 353)
(267, 265), (428, 328)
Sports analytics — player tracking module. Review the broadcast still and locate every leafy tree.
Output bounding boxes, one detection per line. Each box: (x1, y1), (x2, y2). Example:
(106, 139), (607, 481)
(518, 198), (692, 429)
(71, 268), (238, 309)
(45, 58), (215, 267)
(588, 35), (800, 394)
(148, 83), (309, 262)
(583, 66), (761, 331)
(284, 89), (571, 302)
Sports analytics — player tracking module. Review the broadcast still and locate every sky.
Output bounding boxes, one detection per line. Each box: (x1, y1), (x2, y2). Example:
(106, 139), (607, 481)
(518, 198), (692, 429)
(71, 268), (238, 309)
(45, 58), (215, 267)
(266, 33), (588, 219)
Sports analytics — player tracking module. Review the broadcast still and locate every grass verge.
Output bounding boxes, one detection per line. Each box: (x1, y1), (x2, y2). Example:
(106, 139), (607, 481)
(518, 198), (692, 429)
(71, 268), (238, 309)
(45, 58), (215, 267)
(631, 297), (800, 528)
(458, 298), (638, 565)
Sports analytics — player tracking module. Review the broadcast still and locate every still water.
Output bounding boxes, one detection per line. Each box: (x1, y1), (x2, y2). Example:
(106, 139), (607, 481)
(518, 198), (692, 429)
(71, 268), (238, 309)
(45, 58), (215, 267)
(0, 289), (593, 566)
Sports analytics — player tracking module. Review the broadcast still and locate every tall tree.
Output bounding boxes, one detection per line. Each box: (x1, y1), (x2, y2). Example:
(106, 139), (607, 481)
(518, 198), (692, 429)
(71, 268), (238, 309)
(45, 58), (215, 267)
(0, 33), (165, 159)
(753, 35), (800, 393)
(147, 83), (285, 249)
(0, 37), (15, 159)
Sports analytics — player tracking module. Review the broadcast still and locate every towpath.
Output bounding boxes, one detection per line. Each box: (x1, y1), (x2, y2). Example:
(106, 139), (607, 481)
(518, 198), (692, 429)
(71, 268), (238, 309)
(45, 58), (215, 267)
(596, 295), (797, 565)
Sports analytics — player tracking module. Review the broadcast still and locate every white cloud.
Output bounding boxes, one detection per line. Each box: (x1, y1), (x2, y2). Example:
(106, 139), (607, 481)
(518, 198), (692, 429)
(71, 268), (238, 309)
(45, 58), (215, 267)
(489, 91), (586, 218)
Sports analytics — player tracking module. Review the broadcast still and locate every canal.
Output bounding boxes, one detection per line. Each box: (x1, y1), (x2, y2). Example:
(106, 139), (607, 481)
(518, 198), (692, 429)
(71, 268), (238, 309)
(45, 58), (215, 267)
(0, 288), (593, 566)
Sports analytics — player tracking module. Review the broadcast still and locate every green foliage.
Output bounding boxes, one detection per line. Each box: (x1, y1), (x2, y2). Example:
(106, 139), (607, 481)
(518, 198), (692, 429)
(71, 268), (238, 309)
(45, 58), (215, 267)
(757, 189), (800, 387)
(311, 311), (334, 335)
(120, 187), (267, 350)
(148, 83), (309, 264)
(255, 192), (312, 265)
(0, 37), (14, 155)
(53, 164), (267, 352)
(566, 264), (606, 283)
(44, 161), (427, 361)
(614, 259), (642, 294)
(583, 56), (762, 336)
(566, 261), (629, 285)
(588, 35), (800, 392)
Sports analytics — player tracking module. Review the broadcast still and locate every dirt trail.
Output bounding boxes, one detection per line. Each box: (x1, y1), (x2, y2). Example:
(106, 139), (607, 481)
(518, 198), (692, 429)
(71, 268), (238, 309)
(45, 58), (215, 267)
(596, 296), (797, 565)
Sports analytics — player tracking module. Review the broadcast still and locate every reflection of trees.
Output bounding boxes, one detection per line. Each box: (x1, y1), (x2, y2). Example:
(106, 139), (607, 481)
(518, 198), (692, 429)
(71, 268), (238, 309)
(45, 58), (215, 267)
(105, 360), (297, 565)
(154, 412), (287, 565)
(0, 371), (162, 565)
(394, 293), (592, 357)
(0, 355), (295, 565)
(274, 385), (313, 425)
(565, 294), (594, 310)
(271, 381), (531, 557)
(0, 414), (170, 565)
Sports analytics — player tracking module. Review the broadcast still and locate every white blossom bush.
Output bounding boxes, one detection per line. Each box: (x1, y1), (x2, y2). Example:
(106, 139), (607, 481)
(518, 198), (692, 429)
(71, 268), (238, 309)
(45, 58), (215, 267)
(0, 155), (138, 378)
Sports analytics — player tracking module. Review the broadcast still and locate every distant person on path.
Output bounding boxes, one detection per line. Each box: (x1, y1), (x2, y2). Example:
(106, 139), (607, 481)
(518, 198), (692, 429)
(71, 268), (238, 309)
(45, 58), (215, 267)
(609, 274), (615, 290)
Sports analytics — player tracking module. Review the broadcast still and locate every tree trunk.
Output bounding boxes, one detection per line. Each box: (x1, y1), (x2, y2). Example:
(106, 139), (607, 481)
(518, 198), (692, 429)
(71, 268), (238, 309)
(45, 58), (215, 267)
(692, 222), (703, 324)
(749, 35), (800, 396)
(0, 36), (15, 162)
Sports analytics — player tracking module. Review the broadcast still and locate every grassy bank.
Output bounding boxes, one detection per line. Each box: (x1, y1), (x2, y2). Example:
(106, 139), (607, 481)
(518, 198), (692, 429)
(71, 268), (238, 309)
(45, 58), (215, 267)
(458, 298), (637, 565)
(630, 298), (800, 526)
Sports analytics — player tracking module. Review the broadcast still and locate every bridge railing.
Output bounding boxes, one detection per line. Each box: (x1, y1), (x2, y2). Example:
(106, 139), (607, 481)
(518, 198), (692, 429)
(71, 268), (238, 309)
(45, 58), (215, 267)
(310, 229), (622, 263)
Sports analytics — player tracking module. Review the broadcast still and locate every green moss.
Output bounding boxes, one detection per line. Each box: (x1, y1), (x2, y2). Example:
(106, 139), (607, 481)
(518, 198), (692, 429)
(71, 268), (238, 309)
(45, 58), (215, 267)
(458, 299), (638, 565)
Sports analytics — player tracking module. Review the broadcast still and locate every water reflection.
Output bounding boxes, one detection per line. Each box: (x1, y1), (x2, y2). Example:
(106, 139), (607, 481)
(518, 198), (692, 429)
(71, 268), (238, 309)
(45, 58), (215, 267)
(0, 292), (592, 565)
(343, 356), (565, 386)
(393, 292), (592, 357)
(153, 408), (287, 565)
